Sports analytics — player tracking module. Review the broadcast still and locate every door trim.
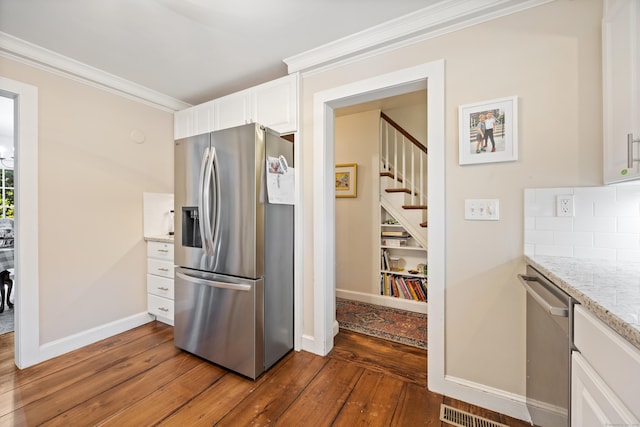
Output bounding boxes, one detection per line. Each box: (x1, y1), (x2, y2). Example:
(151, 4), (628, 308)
(0, 76), (40, 368)
(310, 60), (446, 390)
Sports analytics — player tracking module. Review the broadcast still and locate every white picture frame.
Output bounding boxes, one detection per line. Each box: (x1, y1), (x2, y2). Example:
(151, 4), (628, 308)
(458, 96), (518, 165)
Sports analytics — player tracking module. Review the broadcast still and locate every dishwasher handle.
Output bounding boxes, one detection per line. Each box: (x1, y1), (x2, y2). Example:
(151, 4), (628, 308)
(517, 274), (569, 317)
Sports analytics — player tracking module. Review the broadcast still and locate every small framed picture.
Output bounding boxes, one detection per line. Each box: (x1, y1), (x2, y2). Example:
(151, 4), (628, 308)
(335, 163), (357, 198)
(458, 96), (518, 165)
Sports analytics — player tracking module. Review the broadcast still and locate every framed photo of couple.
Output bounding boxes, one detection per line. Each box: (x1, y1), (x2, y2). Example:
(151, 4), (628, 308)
(458, 96), (518, 165)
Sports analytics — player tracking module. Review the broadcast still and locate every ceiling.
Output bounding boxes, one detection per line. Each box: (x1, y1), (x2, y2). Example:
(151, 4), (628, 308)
(0, 0), (438, 106)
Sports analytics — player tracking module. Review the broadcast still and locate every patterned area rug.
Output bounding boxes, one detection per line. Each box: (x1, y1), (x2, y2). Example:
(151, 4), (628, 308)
(336, 298), (427, 350)
(0, 305), (14, 335)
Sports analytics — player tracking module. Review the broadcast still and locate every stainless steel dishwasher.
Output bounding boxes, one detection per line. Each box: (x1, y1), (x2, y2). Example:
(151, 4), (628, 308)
(518, 265), (574, 427)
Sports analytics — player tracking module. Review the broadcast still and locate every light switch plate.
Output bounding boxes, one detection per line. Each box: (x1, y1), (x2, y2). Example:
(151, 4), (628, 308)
(465, 199), (500, 221)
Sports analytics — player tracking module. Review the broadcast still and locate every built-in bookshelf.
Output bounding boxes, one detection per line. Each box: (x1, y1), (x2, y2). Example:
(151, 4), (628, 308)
(379, 207), (427, 304)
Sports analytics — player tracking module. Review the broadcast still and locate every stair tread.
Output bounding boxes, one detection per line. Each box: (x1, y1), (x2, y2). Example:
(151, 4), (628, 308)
(385, 188), (411, 194)
(380, 172), (404, 183)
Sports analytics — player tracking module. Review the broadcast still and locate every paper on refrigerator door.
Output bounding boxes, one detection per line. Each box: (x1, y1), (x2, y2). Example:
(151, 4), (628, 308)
(266, 156), (294, 205)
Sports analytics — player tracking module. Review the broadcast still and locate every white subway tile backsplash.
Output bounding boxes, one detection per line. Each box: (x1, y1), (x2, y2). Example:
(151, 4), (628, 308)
(595, 199), (640, 217)
(524, 230), (554, 245)
(618, 217), (640, 233)
(594, 233), (640, 249)
(535, 217), (574, 232)
(574, 216), (616, 233)
(554, 231), (593, 247)
(524, 185), (640, 262)
(524, 216), (535, 231)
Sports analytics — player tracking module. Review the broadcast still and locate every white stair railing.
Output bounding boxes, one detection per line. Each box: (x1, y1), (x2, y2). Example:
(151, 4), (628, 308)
(379, 113), (427, 207)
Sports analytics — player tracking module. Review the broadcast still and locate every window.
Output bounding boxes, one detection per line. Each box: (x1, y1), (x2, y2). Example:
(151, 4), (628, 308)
(1, 167), (14, 218)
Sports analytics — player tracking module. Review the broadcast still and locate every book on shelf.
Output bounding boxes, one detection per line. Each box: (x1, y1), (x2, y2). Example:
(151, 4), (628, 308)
(379, 272), (428, 302)
(382, 238), (407, 247)
(381, 230), (410, 237)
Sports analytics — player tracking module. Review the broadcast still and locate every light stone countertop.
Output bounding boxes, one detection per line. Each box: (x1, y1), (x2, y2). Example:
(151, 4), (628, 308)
(525, 255), (640, 351)
(144, 234), (174, 243)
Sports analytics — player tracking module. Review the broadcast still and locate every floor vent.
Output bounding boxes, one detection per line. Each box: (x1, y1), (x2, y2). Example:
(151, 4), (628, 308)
(439, 404), (509, 427)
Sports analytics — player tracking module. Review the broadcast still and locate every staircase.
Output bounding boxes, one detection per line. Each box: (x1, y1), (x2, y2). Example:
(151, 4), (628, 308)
(379, 112), (427, 248)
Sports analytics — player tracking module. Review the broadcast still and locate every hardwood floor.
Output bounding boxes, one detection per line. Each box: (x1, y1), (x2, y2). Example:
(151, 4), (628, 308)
(0, 323), (531, 426)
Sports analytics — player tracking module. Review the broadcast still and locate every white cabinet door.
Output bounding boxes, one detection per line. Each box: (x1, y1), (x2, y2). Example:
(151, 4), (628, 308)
(191, 100), (215, 136)
(571, 352), (638, 427)
(253, 74), (298, 134)
(603, 0), (640, 183)
(174, 108), (193, 140)
(213, 89), (253, 131)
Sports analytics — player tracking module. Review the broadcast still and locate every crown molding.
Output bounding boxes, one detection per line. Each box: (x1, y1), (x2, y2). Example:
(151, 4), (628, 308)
(0, 32), (191, 112)
(284, 0), (554, 74)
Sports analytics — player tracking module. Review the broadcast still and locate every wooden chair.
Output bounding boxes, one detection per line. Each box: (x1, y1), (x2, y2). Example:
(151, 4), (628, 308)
(0, 269), (12, 313)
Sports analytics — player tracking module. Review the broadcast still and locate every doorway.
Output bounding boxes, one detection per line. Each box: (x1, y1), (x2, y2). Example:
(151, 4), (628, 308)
(310, 60), (446, 390)
(0, 95), (15, 336)
(0, 76), (40, 369)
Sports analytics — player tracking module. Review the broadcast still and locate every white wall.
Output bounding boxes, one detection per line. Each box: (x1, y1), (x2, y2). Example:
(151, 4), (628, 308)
(300, 0), (603, 398)
(0, 57), (174, 344)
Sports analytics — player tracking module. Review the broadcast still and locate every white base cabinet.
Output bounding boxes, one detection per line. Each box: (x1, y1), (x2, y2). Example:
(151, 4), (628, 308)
(571, 306), (640, 425)
(146, 240), (174, 325)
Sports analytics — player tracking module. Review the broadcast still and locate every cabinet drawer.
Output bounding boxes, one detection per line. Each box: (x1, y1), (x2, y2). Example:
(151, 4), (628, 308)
(574, 305), (640, 419)
(147, 259), (173, 279)
(148, 294), (174, 322)
(147, 274), (174, 299)
(147, 241), (174, 261)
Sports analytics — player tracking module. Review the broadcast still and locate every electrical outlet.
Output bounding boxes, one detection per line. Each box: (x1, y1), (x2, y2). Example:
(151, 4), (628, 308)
(556, 195), (575, 217)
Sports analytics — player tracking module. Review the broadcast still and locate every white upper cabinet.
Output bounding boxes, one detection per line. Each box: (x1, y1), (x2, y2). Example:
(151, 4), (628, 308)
(174, 74), (298, 140)
(173, 100), (215, 140)
(252, 74), (298, 134)
(213, 89), (252, 131)
(603, 0), (640, 184)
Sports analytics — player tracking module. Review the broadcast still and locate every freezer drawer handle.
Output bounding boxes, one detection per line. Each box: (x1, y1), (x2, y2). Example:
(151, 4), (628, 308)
(517, 274), (568, 317)
(176, 272), (251, 292)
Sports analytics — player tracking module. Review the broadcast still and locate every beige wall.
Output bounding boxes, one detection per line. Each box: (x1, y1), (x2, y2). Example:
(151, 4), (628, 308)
(0, 58), (174, 343)
(300, 0), (602, 395)
(335, 110), (380, 295)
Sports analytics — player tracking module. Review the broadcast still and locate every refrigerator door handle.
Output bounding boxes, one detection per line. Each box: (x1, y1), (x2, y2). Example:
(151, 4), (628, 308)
(210, 146), (221, 254)
(176, 271), (251, 292)
(198, 146), (211, 255)
(200, 146), (218, 256)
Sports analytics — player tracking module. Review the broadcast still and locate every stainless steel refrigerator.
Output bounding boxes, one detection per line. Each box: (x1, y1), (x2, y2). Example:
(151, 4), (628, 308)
(173, 123), (293, 379)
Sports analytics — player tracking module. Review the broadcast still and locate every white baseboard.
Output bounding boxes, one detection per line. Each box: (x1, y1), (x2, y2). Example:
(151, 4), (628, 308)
(442, 374), (531, 423)
(336, 288), (427, 314)
(37, 312), (155, 364)
(301, 334), (317, 354)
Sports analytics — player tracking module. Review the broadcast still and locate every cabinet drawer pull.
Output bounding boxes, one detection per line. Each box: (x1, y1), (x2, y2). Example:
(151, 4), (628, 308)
(158, 307), (169, 312)
(158, 268), (170, 272)
(156, 249), (169, 253)
(157, 287), (169, 291)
